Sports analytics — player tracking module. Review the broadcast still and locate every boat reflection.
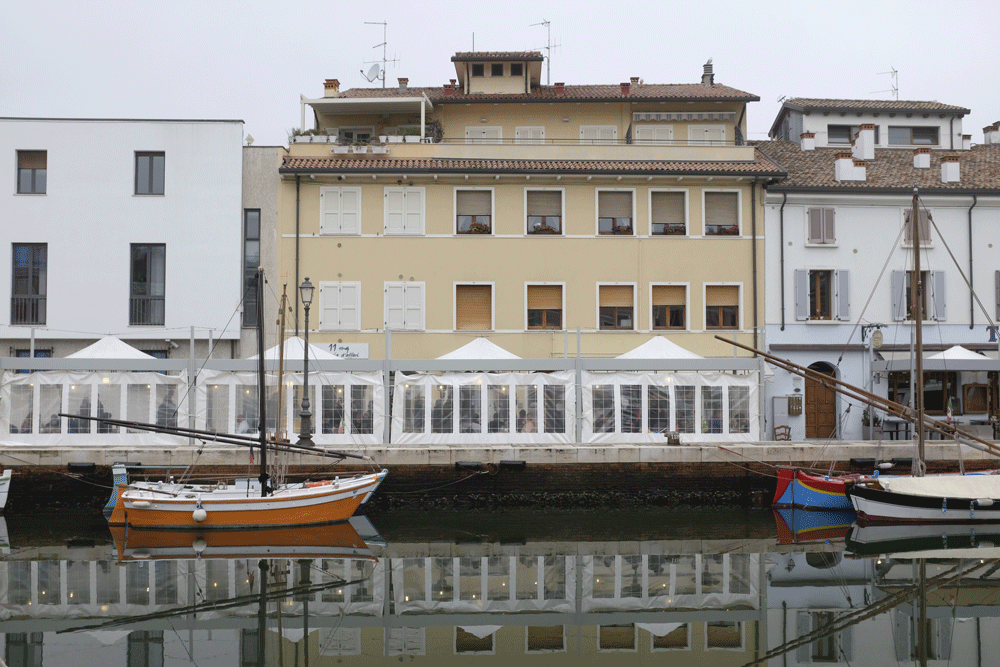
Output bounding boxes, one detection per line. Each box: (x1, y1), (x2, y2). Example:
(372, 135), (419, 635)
(774, 508), (855, 545)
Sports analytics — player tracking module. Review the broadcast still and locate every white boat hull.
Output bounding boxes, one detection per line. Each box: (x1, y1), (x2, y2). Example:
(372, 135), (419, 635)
(0, 470), (11, 511)
(849, 474), (1000, 524)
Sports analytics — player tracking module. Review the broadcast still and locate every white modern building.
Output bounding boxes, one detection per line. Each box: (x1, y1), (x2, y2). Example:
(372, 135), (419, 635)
(1, 117), (245, 362)
(760, 104), (1000, 441)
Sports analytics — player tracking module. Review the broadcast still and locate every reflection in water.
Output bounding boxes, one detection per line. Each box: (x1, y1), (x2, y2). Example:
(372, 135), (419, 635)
(1, 510), (999, 665)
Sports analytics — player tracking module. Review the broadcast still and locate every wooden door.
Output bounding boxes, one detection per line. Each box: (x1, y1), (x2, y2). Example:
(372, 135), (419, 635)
(805, 365), (837, 439)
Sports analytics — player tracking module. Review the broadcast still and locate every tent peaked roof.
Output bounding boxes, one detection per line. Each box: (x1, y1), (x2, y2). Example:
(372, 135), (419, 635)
(250, 336), (341, 361)
(67, 336), (156, 359)
(927, 345), (986, 360)
(437, 337), (520, 360)
(616, 336), (703, 359)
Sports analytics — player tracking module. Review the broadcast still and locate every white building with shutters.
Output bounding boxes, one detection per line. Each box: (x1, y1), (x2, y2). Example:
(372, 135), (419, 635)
(759, 111), (1000, 441)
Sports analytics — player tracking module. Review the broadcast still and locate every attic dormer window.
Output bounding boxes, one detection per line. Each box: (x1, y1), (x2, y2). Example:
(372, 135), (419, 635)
(491, 63), (503, 76)
(511, 63), (523, 76)
(472, 64), (484, 77)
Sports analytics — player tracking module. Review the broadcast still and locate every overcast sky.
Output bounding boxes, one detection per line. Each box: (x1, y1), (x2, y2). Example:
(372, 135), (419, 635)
(3, 0), (998, 147)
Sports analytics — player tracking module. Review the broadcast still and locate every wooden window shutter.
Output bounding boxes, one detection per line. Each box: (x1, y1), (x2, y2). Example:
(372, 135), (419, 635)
(932, 270), (946, 321)
(651, 192), (684, 225)
(456, 285), (492, 330)
(340, 188), (360, 234)
(705, 192), (738, 226)
(457, 190), (491, 215)
(652, 285), (685, 306)
(794, 269), (809, 320)
(527, 285), (562, 309)
(18, 151), (46, 168)
(808, 208), (835, 243)
(904, 209), (931, 243)
(598, 191), (632, 218)
(527, 191), (561, 216)
(891, 270), (906, 321)
(385, 283), (404, 329)
(706, 285), (738, 307)
(836, 270), (851, 321)
(404, 283), (424, 330)
(600, 285), (633, 307)
(339, 283), (359, 330)
(385, 189), (405, 233)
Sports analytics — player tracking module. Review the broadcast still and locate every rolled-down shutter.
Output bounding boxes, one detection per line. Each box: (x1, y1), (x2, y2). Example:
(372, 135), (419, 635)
(651, 192), (685, 227)
(705, 192), (738, 229)
(456, 285), (492, 330)
(598, 191), (632, 218)
(600, 285), (633, 307)
(18, 151), (46, 168)
(652, 285), (685, 306)
(457, 190), (491, 216)
(527, 285), (562, 309)
(527, 191), (561, 216)
(706, 285), (738, 306)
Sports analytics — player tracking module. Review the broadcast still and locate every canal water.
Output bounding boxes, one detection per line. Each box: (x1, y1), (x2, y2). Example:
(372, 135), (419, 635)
(0, 503), (991, 666)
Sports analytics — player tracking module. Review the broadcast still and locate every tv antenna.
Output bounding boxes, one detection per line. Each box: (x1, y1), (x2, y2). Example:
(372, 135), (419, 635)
(360, 21), (398, 88)
(530, 19), (560, 85)
(872, 67), (898, 100)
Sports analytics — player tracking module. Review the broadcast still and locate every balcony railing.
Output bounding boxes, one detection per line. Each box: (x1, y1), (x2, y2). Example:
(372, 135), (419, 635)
(11, 296), (46, 325)
(130, 296), (165, 326)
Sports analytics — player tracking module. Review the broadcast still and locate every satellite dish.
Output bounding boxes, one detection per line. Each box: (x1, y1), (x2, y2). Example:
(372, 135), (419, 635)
(245, 134), (254, 146)
(362, 63), (381, 82)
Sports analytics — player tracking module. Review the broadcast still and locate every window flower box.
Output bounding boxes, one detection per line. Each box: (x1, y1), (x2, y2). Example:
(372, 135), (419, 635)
(612, 225), (633, 235)
(387, 136), (404, 143)
(351, 145), (368, 154)
(465, 221), (491, 234)
(530, 224), (559, 234)
(333, 145), (350, 154)
(371, 145), (389, 154)
(404, 135), (421, 143)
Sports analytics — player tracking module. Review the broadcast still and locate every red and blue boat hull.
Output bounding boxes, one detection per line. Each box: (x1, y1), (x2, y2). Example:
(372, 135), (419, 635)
(773, 468), (855, 511)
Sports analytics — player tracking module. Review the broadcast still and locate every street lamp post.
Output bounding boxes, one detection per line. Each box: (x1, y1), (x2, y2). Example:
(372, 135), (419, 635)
(298, 277), (315, 447)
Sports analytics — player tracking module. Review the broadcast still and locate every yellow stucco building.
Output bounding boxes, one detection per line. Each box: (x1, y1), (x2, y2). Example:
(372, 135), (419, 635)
(278, 52), (783, 360)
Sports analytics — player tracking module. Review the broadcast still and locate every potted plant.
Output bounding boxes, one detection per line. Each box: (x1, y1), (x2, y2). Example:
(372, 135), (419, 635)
(403, 127), (422, 143)
(351, 140), (368, 154)
(466, 221), (491, 234)
(370, 140), (389, 154)
(861, 407), (883, 440)
(612, 224), (633, 235)
(530, 221), (558, 234)
(332, 136), (350, 154)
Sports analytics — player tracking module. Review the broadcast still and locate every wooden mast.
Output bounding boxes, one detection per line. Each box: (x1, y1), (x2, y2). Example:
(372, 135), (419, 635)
(911, 187), (926, 477)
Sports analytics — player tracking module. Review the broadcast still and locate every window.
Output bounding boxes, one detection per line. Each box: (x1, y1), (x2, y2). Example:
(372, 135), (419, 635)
(807, 208), (836, 244)
(320, 187), (361, 235)
(456, 190), (493, 234)
(135, 152), (165, 195)
(5, 632), (43, 667)
(544, 385), (566, 433)
(385, 282), (425, 330)
(526, 190), (562, 233)
(707, 621), (742, 649)
(11, 243), (47, 325)
(516, 126), (545, 145)
(688, 125), (725, 146)
(491, 63), (503, 76)
(649, 386), (670, 432)
(903, 208), (932, 245)
(527, 626), (564, 653)
(794, 269), (850, 321)
(828, 124), (880, 144)
(471, 63), (484, 77)
(456, 284), (492, 330)
(891, 270), (945, 321)
(599, 285), (634, 330)
(702, 386), (723, 433)
(580, 126), (617, 144)
(242, 210), (260, 328)
(384, 186), (424, 235)
(652, 285), (686, 329)
(889, 371), (961, 416)
(705, 285), (739, 329)
(729, 387), (750, 433)
(634, 125), (673, 145)
(704, 192), (739, 235)
(889, 126), (938, 146)
(598, 191), (633, 235)
(510, 63), (523, 76)
(130, 244), (165, 325)
(318, 282), (360, 330)
(465, 127), (502, 144)
(527, 284), (562, 329)
(337, 127), (372, 143)
(17, 150), (46, 194)
(651, 191), (685, 235)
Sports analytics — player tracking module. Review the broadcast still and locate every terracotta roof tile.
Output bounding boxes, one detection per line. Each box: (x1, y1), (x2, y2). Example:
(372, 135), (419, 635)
(782, 98), (970, 113)
(336, 82), (759, 103)
(451, 51), (544, 61)
(755, 140), (1000, 190)
(280, 150), (785, 177)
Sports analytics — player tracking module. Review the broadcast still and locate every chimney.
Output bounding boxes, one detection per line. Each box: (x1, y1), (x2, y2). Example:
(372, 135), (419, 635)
(630, 76), (640, 86)
(443, 82), (454, 96)
(985, 122), (1000, 145)
(398, 77), (408, 93)
(962, 134), (972, 150)
(324, 79), (341, 98)
(800, 131), (815, 151)
(941, 155), (960, 183)
(621, 82), (630, 96)
(701, 59), (714, 86)
(835, 152), (865, 182)
(913, 147), (931, 169)
(851, 124), (875, 161)
(554, 82), (565, 97)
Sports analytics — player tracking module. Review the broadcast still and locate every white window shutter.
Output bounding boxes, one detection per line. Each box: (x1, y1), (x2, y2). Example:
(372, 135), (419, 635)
(837, 270), (850, 321)
(796, 613), (812, 663)
(340, 188), (360, 234)
(385, 283), (404, 329)
(581, 126), (598, 143)
(321, 189), (340, 234)
(891, 271), (906, 321)
(794, 269), (809, 320)
(320, 283), (340, 328)
(600, 126), (617, 143)
(404, 283), (425, 330)
(932, 271), (946, 321)
(339, 283), (359, 330)
(385, 189), (405, 234)
(404, 189), (423, 233)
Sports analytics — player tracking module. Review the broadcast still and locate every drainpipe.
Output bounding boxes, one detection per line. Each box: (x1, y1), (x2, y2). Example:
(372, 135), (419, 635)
(295, 175), (301, 336)
(950, 117), (955, 150)
(969, 195), (978, 328)
(780, 193), (787, 330)
(751, 178), (759, 352)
